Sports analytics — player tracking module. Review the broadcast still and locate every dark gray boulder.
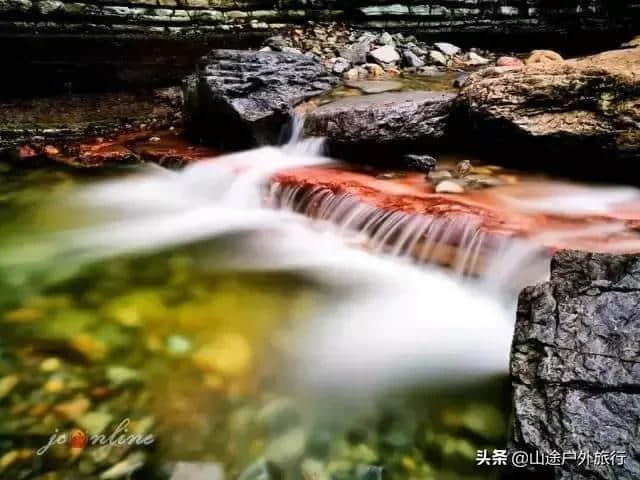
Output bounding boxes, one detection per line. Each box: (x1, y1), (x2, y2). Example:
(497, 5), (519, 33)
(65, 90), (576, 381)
(304, 91), (455, 164)
(512, 250), (640, 480)
(305, 91), (455, 146)
(183, 49), (338, 150)
(339, 39), (371, 66)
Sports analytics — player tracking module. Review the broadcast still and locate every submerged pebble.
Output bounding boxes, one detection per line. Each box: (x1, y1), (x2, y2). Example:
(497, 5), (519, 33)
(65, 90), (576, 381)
(0, 375), (19, 399)
(99, 451), (146, 479)
(53, 395), (91, 420)
(192, 333), (252, 377)
(106, 366), (143, 387)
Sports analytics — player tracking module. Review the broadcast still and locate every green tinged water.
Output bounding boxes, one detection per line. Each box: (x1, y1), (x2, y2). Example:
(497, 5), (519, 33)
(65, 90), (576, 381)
(0, 165), (507, 480)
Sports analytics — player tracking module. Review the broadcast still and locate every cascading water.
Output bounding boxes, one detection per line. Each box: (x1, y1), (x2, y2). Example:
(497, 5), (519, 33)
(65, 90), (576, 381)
(5, 115), (640, 397)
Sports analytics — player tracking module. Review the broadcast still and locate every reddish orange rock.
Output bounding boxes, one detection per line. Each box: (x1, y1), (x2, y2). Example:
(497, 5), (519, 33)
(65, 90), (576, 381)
(272, 166), (640, 258)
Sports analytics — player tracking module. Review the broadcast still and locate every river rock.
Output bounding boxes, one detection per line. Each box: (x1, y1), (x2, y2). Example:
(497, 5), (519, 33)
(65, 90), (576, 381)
(402, 153), (437, 172)
(435, 180), (465, 193)
(183, 49), (338, 149)
(339, 40), (370, 65)
(434, 42), (461, 56)
(496, 56), (524, 67)
(402, 50), (424, 68)
(305, 91), (456, 154)
(512, 250), (640, 479)
(378, 32), (395, 47)
(332, 57), (351, 74)
(459, 48), (640, 164)
(453, 73), (470, 88)
(368, 45), (400, 64)
(429, 50), (448, 66)
(525, 49), (564, 65)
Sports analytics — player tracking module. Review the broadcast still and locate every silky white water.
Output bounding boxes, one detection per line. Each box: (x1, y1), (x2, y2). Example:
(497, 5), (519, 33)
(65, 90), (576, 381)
(6, 123), (640, 398)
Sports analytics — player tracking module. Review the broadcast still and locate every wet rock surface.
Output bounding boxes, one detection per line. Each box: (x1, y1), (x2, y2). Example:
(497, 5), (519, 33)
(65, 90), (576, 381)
(304, 91), (456, 161)
(460, 48), (640, 166)
(183, 49), (337, 150)
(0, 88), (182, 163)
(512, 250), (640, 480)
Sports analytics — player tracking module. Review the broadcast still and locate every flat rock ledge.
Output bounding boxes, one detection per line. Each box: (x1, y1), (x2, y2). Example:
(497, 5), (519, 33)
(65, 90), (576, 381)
(304, 91), (456, 162)
(183, 49), (338, 150)
(459, 48), (640, 168)
(512, 250), (640, 480)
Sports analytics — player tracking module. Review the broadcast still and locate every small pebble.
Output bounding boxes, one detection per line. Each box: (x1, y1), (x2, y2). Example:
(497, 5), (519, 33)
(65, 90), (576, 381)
(456, 160), (472, 177)
(44, 377), (65, 393)
(43, 145), (60, 156)
(0, 450), (19, 472)
(436, 180), (465, 194)
(166, 335), (192, 355)
(106, 366), (143, 386)
(40, 357), (61, 372)
(77, 411), (114, 435)
(54, 395), (91, 420)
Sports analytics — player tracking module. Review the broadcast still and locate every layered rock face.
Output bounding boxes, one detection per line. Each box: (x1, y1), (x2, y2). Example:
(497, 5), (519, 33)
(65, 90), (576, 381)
(1, 0), (637, 38)
(459, 48), (640, 166)
(512, 250), (640, 480)
(183, 49), (337, 149)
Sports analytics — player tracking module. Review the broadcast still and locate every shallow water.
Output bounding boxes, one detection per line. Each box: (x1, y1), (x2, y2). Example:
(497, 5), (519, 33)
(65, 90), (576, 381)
(0, 165), (509, 479)
(316, 73), (458, 103)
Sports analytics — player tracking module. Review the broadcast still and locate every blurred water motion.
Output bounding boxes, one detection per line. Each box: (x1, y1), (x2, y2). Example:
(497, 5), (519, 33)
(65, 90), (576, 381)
(1, 134), (640, 478)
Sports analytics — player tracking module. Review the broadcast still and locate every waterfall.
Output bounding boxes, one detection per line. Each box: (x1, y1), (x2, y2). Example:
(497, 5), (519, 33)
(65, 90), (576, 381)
(2, 141), (515, 396)
(6, 117), (640, 397)
(268, 183), (490, 276)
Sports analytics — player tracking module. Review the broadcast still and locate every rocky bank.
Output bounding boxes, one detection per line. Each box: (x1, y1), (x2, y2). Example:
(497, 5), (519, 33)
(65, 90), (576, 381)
(262, 24), (498, 79)
(460, 47), (640, 167)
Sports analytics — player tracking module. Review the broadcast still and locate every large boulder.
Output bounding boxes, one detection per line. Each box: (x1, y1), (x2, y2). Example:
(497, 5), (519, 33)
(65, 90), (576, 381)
(512, 250), (640, 479)
(183, 49), (338, 150)
(460, 48), (640, 168)
(304, 91), (456, 162)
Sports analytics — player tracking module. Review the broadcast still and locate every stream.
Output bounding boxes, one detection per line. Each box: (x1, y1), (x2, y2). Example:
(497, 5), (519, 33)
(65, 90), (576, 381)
(0, 118), (639, 479)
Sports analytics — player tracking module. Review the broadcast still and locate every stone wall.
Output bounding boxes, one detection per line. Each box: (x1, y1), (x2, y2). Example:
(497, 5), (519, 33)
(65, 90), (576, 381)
(1, 0), (638, 39)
